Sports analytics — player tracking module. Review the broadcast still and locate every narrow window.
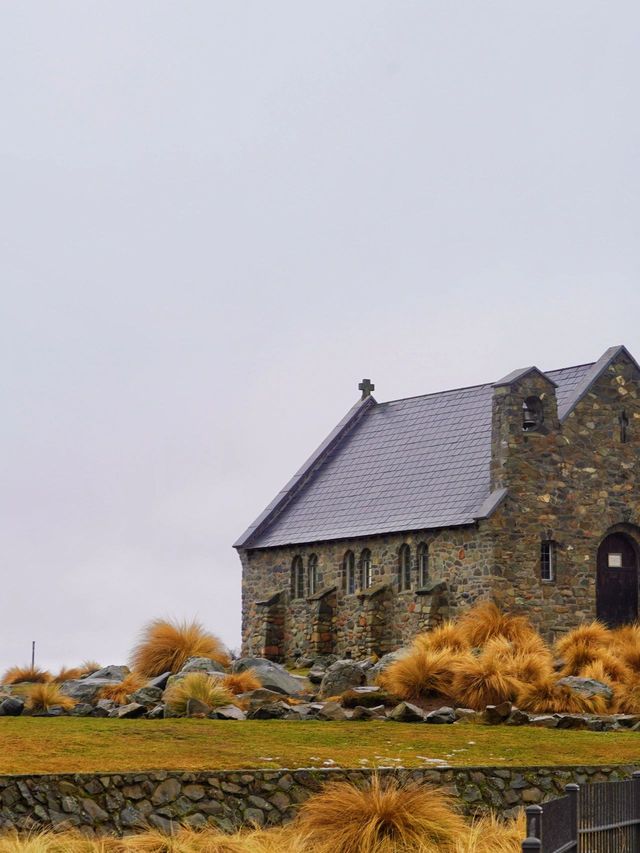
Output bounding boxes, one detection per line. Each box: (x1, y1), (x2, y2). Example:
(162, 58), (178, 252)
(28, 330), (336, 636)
(291, 556), (304, 599)
(308, 554), (318, 596)
(417, 542), (429, 586)
(620, 410), (629, 443)
(398, 544), (411, 591)
(523, 396), (544, 432)
(360, 549), (372, 590)
(343, 550), (356, 594)
(540, 542), (555, 582)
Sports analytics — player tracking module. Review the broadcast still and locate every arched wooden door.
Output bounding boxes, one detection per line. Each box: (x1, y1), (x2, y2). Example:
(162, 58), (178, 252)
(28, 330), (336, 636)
(596, 533), (639, 627)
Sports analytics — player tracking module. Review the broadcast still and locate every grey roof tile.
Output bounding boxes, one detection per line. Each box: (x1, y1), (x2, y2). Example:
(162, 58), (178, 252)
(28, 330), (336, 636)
(237, 358), (611, 550)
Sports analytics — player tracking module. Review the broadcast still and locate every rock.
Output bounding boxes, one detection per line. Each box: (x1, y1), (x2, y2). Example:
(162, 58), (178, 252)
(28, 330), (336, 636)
(387, 702), (426, 722)
(247, 701), (291, 720)
(312, 654), (338, 669)
(484, 702), (513, 724)
(148, 672), (172, 690)
(426, 706), (456, 724)
(557, 676), (613, 702)
(152, 778), (181, 806)
(90, 665), (129, 682)
(367, 651), (406, 685)
(232, 658), (306, 696)
(556, 714), (589, 730)
(308, 668), (326, 685)
(60, 679), (121, 703)
(186, 698), (210, 717)
(341, 686), (389, 708)
(80, 798), (109, 824)
(96, 698), (117, 712)
(209, 704), (246, 721)
(529, 715), (558, 728)
(89, 705), (110, 718)
(70, 703), (94, 717)
(351, 704), (386, 720)
(295, 657), (315, 669)
(453, 708), (478, 722)
(239, 688), (291, 710)
(506, 709), (531, 726)
(318, 660), (366, 698)
(120, 805), (147, 828)
(148, 705), (165, 720)
(317, 701), (348, 721)
(181, 657), (226, 675)
(0, 697), (24, 716)
(130, 686), (163, 706)
(117, 703), (146, 719)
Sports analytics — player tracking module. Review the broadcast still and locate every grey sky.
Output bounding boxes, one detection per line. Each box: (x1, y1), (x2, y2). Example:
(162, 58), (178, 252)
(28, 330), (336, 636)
(1, 2), (639, 673)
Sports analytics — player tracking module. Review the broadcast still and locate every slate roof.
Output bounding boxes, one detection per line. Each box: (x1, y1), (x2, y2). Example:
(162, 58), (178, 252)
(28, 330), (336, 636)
(235, 349), (631, 550)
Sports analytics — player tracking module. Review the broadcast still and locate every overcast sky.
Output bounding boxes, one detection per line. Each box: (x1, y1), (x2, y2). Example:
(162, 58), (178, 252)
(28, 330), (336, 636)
(1, 2), (639, 673)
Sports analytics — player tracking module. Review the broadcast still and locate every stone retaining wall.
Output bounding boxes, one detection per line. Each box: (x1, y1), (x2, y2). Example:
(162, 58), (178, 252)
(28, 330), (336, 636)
(1, 764), (638, 836)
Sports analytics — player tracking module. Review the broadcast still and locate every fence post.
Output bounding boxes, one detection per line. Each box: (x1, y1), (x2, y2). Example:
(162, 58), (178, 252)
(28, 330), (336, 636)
(522, 839), (542, 852)
(525, 804), (543, 841)
(632, 771), (640, 847)
(565, 783), (580, 851)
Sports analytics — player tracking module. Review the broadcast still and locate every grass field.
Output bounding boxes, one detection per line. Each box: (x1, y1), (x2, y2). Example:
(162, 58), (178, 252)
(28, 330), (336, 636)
(0, 718), (639, 774)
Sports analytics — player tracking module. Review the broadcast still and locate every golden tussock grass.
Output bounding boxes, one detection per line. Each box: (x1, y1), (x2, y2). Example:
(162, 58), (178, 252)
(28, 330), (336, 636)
(25, 683), (76, 713)
(81, 661), (102, 676)
(2, 667), (52, 686)
(130, 619), (230, 678)
(100, 673), (148, 705)
(457, 601), (537, 649)
(449, 651), (523, 711)
(453, 811), (525, 853)
(516, 674), (607, 715)
(579, 655), (632, 686)
(164, 673), (236, 715)
(378, 648), (471, 701)
(611, 681), (640, 714)
(52, 667), (85, 683)
(413, 621), (470, 654)
(294, 776), (468, 853)
(222, 670), (262, 696)
(480, 636), (554, 684)
(554, 622), (610, 660)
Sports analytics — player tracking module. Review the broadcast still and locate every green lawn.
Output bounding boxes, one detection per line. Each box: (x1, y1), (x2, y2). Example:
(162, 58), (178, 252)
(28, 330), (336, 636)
(0, 718), (639, 775)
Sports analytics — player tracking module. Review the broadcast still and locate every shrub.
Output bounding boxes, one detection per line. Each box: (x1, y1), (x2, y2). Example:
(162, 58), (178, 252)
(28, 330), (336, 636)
(449, 649), (523, 710)
(25, 683), (76, 713)
(130, 618), (230, 677)
(379, 648), (470, 701)
(612, 681), (640, 714)
(294, 776), (467, 853)
(80, 661), (102, 676)
(579, 655), (631, 686)
(555, 622), (610, 662)
(414, 621), (470, 653)
(100, 673), (147, 705)
(164, 672), (236, 715)
(457, 601), (537, 649)
(516, 674), (608, 714)
(222, 670), (262, 696)
(480, 637), (554, 685)
(52, 666), (84, 683)
(454, 811), (526, 853)
(2, 666), (52, 686)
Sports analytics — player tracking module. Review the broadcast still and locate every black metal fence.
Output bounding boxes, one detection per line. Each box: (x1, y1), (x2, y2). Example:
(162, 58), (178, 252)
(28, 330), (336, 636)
(522, 771), (640, 852)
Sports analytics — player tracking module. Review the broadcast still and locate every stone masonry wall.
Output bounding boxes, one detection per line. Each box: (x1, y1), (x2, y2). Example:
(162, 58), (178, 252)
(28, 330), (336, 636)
(0, 765), (637, 835)
(240, 526), (495, 659)
(489, 351), (640, 638)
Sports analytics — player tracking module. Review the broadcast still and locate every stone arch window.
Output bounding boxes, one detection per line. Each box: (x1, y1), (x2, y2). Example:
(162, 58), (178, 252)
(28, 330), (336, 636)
(522, 396), (544, 432)
(417, 542), (429, 586)
(359, 548), (372, 590)
(307, 554), (318, 596)
(291, 555), (304, 599)
(398, 543), (412, 591)
(343, 550), (356, 595)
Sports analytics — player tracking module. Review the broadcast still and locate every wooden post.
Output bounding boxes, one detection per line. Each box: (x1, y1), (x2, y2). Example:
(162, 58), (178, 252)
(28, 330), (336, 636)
(31, 641), (35, 669)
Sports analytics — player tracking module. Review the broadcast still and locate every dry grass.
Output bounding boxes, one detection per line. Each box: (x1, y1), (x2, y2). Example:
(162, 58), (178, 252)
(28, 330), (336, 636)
(453, 811), (525, 853)
(516, 674), (607, 715)
(413, 621), (470, 653)
(457, 601), (537, 649)
(130, 619), (230, 678)
(81, 661), (102, 676)
(294, 776), (468, 853)
(100, 673), (148, 705)
(481, 636), (554, 684)
(164, 673), (236, 715)
(449, 650), (522, 711)
(379, 648), (470, 700)
(52, 667), (85, 683)
(579, 655), (632, 686)
(2, 666), (52, 686)
(611, 681), (640, 714)
(25, 683), (76, 713)
(555, 622), (611, 669)
(222, 670), (261, 696)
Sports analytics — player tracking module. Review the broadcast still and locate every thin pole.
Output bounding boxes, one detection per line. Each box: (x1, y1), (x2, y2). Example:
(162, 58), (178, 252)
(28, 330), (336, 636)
(31, 641), (35, 669)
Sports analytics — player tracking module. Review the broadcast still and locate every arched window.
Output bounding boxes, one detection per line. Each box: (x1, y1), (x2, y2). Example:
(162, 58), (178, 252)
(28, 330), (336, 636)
(343, 550), (356, 595)
(291, 556), (304, 600)
(522, 396), (544, 432)
(360, 549), (372, 590)
(308, 554), (318, 596)
(398, 543), (412, 591)
(417, 542), (429, 587)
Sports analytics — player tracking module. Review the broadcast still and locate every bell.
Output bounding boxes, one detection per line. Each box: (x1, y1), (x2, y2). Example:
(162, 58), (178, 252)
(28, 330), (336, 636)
(522, 403), (537, 431)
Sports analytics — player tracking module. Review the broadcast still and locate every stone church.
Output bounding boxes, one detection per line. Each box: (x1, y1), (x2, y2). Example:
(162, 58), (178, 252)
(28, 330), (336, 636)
(235, 345), (640, 661)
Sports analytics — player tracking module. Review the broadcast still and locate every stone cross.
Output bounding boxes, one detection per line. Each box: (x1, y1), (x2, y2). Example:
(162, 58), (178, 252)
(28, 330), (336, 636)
(359, 378), (375, 399)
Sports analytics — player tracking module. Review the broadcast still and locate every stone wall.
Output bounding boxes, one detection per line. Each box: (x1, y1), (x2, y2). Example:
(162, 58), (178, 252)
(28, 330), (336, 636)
(1, 764), (637, 835)
(240, 526), (495, 659)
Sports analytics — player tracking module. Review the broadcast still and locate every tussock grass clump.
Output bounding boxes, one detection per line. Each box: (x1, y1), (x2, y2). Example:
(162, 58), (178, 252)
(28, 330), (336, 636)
(100, 673), (148, 705)
(2, 666), (52, 686)
(130, 618), (230, 677)
(379, 648), (471, 701)
(25, 683), (76, 713)
(481, 636), (554, 685)
(294, 776), (468, 853)
(612, 681), (640, 714)
(80, 661), (102, 676)
(222, 670), (261, 696)
(449, 650), (523, 711)
(52, 666), (85, 683)
(555, 622), (611, 675)
(516, 674), (607, 715)
(579, 655), (631, 686)
(164, 672), (236, 716)
(454, 811), (526, 852)
(457, 601), (537, 649)
(414, 621), (470, 653)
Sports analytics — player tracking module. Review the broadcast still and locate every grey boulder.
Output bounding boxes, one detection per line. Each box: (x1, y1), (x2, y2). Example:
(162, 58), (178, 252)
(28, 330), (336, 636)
(388, 702), (426, 723)
(426, 706), (456, 724)
(90, 665), (130, 682)
(319, 660), (365, 698)
(209, 704), (247, 721)
(232, 658), (306, 696)
(367, 651), (406, 685)
(130, 686), (163, 706)
(181, 657), (226, 675)
(557, 676), (613, 702)
(60, 679), (121, 703)
(0, 697), (24, 716)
